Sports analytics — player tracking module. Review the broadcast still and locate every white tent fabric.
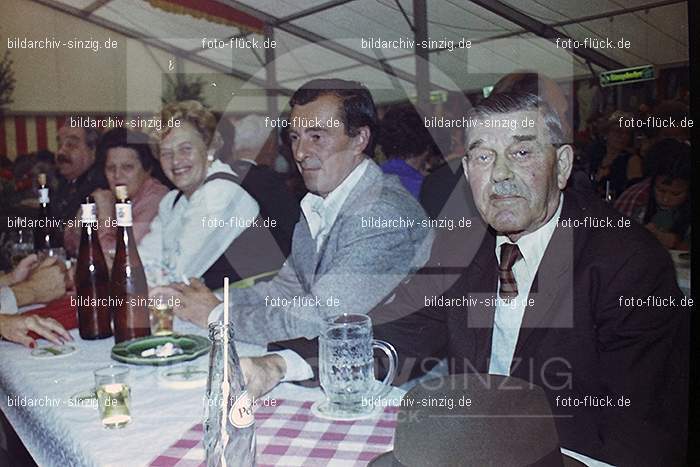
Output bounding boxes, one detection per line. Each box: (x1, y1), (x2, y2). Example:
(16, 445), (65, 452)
(32, 0), (690, 102)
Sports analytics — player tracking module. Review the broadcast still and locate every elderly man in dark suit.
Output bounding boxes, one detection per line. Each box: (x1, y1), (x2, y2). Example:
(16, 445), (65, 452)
(265, 92), (688, 466)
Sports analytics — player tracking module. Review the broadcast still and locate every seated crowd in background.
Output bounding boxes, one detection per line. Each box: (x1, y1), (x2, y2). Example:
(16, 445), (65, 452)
(615, 138), (691, 250)
(584, 111), (643, 198)
(378, 105), (436, 198)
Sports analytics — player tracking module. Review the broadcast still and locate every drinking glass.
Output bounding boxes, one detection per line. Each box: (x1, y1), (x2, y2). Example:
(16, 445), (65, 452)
(149, 294), (174, 336)
(318, 314), (397, 417)
(45, 246), (67, 264)
(94, 365), (131, 428)
(9, 229), (34, 267)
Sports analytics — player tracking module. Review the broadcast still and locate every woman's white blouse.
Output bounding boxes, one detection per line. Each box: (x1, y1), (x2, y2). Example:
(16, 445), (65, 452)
(138, 160), (259, 287)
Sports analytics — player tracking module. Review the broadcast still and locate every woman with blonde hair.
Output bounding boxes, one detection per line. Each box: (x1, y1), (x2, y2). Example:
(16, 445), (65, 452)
(138, 101), (260, 288)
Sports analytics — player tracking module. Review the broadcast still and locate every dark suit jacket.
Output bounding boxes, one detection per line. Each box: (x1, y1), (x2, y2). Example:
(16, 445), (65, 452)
(229, 160), (300, 256)
(202, 160), (300, 289)
(273, 186), (689, 466)
(419, 158), (477, 221)
(52, 164), (107, 227)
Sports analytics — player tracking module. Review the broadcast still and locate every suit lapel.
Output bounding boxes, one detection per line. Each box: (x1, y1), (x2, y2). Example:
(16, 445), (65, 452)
(292, 218), (317, 291)
(464, 231), (498, 371)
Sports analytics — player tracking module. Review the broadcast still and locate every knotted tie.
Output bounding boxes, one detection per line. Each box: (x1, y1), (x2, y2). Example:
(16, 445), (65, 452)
(498, 243), (522, 300)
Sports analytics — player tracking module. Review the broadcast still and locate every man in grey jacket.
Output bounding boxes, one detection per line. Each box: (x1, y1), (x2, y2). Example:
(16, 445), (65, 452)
(169, 79), (433, 352)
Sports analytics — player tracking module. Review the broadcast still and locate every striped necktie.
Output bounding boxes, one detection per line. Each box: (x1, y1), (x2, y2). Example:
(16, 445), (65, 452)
(498, 243), (522, 300)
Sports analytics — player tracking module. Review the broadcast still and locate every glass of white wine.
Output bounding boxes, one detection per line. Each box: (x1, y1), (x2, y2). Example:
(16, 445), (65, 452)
(149, 294), (174, 336)
(94, 365), (131, 429)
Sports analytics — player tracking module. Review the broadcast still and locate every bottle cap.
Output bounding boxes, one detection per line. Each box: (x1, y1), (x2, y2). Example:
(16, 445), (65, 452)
(37, 173), (47, 185)
(115, 185), (128, 200)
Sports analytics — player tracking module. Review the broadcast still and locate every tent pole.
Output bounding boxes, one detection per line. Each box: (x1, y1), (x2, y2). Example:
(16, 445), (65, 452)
(413, 0), (429, 109)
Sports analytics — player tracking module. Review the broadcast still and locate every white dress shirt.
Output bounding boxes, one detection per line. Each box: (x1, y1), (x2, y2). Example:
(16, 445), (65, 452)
(488, 194), (563, 376)
(300, 159), (369, 251)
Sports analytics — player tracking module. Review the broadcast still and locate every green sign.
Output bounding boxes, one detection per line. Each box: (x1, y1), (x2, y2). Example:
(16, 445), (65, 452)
(600, 65), (655, 87)
(409, 90), (447, 104)
(430, 90), (448, 103)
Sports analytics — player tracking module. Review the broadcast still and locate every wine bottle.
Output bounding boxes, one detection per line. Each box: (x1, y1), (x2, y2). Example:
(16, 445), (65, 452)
(34, 173), (54, 252)
(76, 197), (112, 340)
(110, 185), (150, 343)
(204, 322), (256, 466)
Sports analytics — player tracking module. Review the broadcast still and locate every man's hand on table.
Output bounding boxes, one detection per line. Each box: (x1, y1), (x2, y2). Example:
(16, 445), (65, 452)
(152, 278), (221, 329)
(0, 314), (73, 347)
(10, 257), (67, 306)
(5, 254), (41, 285)
(240, 355), (286, 400)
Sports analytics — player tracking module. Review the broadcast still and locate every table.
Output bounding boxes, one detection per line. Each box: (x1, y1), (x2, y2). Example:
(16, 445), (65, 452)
(0, 319), (405, 467)
(152, 399), (399, 466)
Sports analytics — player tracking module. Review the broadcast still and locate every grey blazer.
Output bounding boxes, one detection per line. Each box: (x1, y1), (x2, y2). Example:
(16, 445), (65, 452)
(228, 159), (434, 345)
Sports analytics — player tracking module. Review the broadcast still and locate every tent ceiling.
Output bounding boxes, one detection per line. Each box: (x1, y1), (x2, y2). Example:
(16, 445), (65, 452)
(34, 0), (688, 103)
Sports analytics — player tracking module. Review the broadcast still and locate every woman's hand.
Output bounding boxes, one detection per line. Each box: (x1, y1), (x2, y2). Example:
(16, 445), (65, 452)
(0, 314), (72, 348)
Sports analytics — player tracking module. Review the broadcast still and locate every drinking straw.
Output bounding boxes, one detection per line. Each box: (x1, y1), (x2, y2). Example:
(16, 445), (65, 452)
(220, 277), (229, 467)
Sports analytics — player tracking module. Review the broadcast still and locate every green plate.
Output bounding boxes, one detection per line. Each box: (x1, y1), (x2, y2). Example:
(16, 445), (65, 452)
(111, 334), (211, 366)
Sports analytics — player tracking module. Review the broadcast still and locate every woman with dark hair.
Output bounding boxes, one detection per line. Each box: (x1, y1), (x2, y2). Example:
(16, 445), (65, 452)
(63, 128), (169, 259)
(615, 139), (690, 250)
(379, 105), (434, 198)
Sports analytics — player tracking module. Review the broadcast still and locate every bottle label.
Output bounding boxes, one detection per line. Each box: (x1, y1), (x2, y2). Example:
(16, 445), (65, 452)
(116, 203), (132, 227)
(38, 188), (49, 204)
(228, 391), (254, 428)
(81, 203), (97, 223)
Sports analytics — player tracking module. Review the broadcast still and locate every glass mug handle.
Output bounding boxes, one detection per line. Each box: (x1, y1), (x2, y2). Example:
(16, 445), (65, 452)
(372, 339), (398, 395)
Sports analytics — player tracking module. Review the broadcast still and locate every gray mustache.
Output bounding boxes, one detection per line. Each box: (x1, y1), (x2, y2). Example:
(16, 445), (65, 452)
(492, 181), (522, 196)
(299, 158), (322, 170)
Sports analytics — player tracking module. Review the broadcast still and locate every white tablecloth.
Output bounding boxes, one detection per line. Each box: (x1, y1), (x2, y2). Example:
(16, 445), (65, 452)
(0, 319), (404, 467)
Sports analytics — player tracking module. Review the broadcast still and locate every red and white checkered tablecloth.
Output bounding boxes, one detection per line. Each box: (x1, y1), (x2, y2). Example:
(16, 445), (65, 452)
(149, 399), (399, 467)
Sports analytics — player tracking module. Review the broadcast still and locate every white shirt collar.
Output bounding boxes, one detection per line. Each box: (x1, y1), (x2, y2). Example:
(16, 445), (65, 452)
(495, 193), (564, 269)
(300, 159), (369, 241)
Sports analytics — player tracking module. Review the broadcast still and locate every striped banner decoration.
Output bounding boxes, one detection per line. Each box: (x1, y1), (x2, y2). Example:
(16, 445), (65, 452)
(1, 115), (66, 161)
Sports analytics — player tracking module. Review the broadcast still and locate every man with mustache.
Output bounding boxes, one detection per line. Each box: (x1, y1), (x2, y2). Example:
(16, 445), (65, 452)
(52, 122), (106, 229)
(167, 79), (432, 381)
(262, 92), (688, 465)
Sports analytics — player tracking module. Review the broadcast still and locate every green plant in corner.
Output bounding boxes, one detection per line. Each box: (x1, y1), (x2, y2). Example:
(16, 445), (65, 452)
(161, 74), (207, 106)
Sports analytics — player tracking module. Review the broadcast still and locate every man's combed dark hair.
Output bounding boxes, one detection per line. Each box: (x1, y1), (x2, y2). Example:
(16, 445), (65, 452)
(289, 78), (378, 157)
(468, 92), (566, 146)
(379, 105), (434, 160)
